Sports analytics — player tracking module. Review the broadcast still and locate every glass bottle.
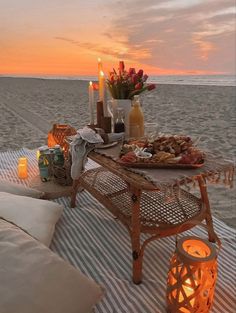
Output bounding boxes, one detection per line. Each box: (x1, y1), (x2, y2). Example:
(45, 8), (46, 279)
(129, 95), (144, 138)
(38, 146), (50, 182)
(114, 108), (125, 133)
(53, 145), (64, 166)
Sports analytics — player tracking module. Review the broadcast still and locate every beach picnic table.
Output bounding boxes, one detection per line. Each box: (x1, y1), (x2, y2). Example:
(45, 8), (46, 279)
(70, 143), (234, 284)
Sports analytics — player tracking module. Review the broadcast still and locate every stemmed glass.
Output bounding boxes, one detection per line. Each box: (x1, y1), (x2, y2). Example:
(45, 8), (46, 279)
(144, 122), (159, 142)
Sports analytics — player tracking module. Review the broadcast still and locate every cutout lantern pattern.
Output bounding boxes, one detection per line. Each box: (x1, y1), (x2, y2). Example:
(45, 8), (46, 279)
(166, 235), (219, 313)
(47, 124), (77, 157)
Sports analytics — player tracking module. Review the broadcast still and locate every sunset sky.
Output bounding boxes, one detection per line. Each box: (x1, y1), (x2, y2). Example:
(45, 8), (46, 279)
(0, 0), (235, 76)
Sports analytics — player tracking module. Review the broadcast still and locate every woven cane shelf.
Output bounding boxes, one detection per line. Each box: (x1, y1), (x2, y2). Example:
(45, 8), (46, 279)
(72, 150), (219, 284)
(79, 167), (204, 237)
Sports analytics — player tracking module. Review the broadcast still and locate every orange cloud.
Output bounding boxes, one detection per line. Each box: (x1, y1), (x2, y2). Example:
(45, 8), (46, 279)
(0, 0), (235, 76)
(192, 36), (216, 61)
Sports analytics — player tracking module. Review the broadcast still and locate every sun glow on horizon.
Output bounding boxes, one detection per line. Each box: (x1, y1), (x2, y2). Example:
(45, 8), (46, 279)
(0, 0), (235, 77)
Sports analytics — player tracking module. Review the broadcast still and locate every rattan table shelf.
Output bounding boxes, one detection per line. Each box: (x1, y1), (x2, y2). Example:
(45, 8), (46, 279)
(69, 150), (230, 284)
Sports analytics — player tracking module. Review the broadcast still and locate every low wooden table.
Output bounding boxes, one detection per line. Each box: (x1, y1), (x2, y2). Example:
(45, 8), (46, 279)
(71, 150), (234, 284)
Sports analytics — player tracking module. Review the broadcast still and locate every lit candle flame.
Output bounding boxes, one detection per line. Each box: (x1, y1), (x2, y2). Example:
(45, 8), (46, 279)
(19, 157), (28, 164)
(179, 278), (195, 309)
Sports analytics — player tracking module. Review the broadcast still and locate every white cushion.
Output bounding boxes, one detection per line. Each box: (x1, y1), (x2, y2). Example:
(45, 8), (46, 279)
(0, 192), (63, 246)
(0, 179), (44, 198)
(0, 218), (103, 313)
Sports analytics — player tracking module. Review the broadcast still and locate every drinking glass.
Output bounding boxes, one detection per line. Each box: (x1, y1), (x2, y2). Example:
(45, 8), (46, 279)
(144, 122), (159, 141)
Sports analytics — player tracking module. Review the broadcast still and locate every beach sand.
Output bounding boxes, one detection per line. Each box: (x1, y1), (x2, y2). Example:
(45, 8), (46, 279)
(0, 77), (235, 228)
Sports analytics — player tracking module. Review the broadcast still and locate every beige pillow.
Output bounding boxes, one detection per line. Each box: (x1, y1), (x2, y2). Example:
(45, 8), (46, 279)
(0, 218), (103, 313)
(0, 179), (44, 198)
(0, 192), (63, 246)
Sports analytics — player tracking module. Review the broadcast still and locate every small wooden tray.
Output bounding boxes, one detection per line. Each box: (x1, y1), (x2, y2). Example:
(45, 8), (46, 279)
(117, 160), (204, 169)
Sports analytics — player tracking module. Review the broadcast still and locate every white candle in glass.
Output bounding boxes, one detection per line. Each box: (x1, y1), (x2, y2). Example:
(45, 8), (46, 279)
(88, 81), (94, 125)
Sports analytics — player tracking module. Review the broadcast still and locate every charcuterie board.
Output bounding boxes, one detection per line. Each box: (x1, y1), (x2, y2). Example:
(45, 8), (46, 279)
(117, 160), (204, 169)
(118, 135), (205, 169)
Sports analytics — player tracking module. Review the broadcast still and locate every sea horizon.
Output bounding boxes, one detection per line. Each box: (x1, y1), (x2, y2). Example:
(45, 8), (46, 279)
(1, 74), (236, 87)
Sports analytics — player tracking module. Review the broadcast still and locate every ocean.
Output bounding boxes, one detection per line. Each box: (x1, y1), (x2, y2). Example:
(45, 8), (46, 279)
(1, 74), (236, 86)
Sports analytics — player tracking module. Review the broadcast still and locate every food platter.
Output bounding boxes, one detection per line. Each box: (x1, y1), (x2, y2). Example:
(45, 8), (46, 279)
(118, 135), (205, 169)
(117, 160), (204, 169)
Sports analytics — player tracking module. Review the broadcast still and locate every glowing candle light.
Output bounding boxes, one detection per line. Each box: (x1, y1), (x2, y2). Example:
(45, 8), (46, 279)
(19, 157), (28, 165)
(99, 70), (107, 115)
(166, 236), (218, 313)
(179, 278), (195, 308)
(18, 157), (28, 179)
(88, 81), (94, 125)
(98, 57), (102, 75)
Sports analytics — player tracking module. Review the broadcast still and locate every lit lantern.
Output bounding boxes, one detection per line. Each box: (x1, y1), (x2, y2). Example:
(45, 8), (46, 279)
(47, 131), (57, 148)
(166, 236), (219, 313)
(47, 124), (77, 157)
(18, 157), (28, 179)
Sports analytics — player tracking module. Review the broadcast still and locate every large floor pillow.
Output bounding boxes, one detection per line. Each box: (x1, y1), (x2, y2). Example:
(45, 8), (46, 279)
(0, 192), (63, 246)
(0, 218), (104, 313)
(0, 179), (44, 198)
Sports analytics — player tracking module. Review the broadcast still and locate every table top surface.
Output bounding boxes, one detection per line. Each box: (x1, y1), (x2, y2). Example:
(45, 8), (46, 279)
(89, 151), (156, 190)
(89, 144), (234, 191)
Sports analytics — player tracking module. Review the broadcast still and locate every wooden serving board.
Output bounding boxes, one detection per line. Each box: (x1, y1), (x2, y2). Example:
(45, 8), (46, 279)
(117, 160), (204, 169)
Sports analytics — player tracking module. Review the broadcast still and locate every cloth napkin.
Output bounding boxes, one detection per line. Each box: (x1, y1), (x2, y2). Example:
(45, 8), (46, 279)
(70, 127), (103, 180)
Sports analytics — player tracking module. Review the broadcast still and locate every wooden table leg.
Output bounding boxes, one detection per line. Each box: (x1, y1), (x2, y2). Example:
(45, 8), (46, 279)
(71, 179), (80, 208)
(130, 187), (143, 284)
(197, 175), (217, 242)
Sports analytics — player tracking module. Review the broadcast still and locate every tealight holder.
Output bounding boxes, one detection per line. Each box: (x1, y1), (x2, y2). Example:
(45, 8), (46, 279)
(18, 157), (28, 179)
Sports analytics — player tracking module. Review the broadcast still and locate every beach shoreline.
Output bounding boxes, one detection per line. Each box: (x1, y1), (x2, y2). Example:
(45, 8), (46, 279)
(0, 77), (235, 229)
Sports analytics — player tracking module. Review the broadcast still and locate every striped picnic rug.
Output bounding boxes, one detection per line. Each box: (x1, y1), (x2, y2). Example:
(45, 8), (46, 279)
(0, 148), (235, 313)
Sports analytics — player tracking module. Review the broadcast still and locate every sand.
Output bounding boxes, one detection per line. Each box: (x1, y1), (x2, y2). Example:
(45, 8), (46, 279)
(0, 77), (235, 228)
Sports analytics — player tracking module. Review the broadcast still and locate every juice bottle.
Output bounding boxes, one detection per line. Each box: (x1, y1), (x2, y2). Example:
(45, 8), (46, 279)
(129, 95), (144, 138)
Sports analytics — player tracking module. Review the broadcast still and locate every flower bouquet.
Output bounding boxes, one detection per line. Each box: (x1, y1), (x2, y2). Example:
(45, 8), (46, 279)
(106, 61), (156, 99)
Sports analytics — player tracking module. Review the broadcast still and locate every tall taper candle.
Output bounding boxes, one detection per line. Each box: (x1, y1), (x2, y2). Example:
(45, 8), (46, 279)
(98, 57), (102, 76)
(99, 70), (107, 115)
(99, 70), (104, 100)
(88, 81), (94, 125)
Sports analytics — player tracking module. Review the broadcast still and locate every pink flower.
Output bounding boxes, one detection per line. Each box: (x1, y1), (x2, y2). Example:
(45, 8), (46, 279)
(143, 74), (148, 82)
(131, 74), (138, 84)
(137, 69), (143, 78)
(135, 82), (143, 90)
(119, 61), (125, 73)
(147, 84), (156, 91)
(106, 61), (156, 99)
(128, 68), (136, 75)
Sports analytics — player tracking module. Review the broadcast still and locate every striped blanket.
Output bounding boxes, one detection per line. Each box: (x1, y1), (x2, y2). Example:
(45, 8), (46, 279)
(0, 148), (235, 313)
